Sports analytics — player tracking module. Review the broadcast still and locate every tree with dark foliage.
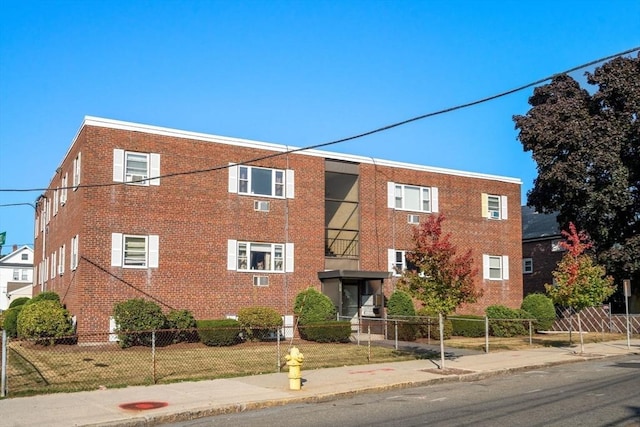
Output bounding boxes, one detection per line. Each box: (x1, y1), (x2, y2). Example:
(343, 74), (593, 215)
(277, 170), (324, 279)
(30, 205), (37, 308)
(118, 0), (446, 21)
(514, 53), (639, 308)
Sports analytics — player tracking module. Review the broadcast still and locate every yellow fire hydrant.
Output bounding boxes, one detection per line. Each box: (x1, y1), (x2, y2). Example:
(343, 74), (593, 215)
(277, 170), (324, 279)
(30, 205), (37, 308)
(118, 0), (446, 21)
(285, 346), (304, 390)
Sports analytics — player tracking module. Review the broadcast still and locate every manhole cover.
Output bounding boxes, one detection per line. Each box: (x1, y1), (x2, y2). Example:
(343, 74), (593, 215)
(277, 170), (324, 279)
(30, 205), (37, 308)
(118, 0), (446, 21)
(119, 401), (168, 411)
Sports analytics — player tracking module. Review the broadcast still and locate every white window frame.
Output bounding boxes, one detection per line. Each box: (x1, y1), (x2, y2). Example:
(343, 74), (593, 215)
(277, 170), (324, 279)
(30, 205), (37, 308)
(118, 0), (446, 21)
(481, 193), (508, 220)
(60, 173), (68, 205)
(111, 233), (159, 268)
(53, 189), (59, 216)
(113, 149), (160, 186)
(523, 258), (533, 274)
(71, 235), (79, 271)
(227, 240), (293, 272)
(387, 182), (439, 213)
(51, 251), (57, 279)
(73, 152), (81, 190)
(388, 249), (421, 276)
(21, 269), (28, 281)
(228, 164), (294, 199)
(58, 245), (66, 275)
(483, 254), (510, 280)
(13, 269), (19, 280)
(551, 239), (566, 252)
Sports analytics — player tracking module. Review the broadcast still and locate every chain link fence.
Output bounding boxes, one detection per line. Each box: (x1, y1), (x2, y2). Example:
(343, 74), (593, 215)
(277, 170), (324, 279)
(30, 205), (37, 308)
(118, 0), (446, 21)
(1, 324), (420, 398)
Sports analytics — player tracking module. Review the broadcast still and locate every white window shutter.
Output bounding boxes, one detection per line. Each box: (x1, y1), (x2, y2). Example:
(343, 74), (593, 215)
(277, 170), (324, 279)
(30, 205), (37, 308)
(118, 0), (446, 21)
(228, 164), (238, 193)
(502, 255), (509, 279)
(113, 149), (124, 182)
(286, 169), (295, 198)
(388, 249), (395, 272)
(149, 153), (161, 186)
(285, 243), (294, 272)
(111, 233), (122, 267)
(148, 235), (159, 268)
(387, 182), (395, 208)
(227, 239), (237, 270)
(431, 187), (439, 213)
(482, 254), (490, 279)
(76, 151), (81, 189)
(481, 193), (488, 218)
(501, 195), (508, 220)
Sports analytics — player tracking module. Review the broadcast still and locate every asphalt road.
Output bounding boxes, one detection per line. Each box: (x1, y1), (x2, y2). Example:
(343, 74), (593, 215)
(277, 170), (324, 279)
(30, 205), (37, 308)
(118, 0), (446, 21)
(164, 354), (640, 427)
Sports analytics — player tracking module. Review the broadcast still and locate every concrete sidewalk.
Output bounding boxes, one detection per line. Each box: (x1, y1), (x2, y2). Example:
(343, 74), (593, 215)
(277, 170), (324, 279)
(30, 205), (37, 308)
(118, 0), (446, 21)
(1, 339), (638, 427)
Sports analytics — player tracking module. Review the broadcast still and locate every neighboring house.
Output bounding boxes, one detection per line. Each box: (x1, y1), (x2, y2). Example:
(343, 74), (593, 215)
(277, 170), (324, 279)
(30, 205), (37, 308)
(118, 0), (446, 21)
(521, 206), (564, 296)
(32, 116), (523, 340)
(0, 245), (33, 310)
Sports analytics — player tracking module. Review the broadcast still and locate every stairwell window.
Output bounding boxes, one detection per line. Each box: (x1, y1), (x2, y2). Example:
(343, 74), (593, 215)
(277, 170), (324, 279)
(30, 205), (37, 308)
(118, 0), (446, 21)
(228, 240), (294, 272)
(387, 182), (439, 213)
(73, 152), (81, 190)
(228, 165), (294, 198)
(113, 149), (161, 186)
(111, 233), (159, 268)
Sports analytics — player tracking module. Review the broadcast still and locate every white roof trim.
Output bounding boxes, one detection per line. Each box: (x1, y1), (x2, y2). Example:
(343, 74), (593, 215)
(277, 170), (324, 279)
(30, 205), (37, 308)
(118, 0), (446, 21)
(67, 116), (521, 185)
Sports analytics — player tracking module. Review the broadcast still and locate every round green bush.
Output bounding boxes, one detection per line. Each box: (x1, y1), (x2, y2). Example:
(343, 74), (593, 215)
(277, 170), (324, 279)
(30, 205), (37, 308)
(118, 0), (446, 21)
(17, 300), (73, 344)
(113, 298), (167, 348)
(521, 293), (556, 332)
(8, 297), (30, 308)
(25, 291), (61, 306)
(237, 306), (282, 341)
(197, 319), (242, 346)
(298, 321), (352, 342)
(166, 309), (197, 343)
(3, 306), (22, 338)
(387, 291), (417, 341)
(293, 288), (336, 325)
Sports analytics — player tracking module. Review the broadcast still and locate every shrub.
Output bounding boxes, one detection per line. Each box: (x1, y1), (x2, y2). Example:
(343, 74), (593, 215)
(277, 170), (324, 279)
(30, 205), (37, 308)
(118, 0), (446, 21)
(112, 298), (167, 348)
(299, 321), (352, 343)
(17, 300), (73, 344)
(197, 319), (242, 346)
(237, 306), (282, 341)
(293, 288), (336, 325)
(416, 307), (452, 340)
(521, 293), (556, 332)
(451, 315), (485, 337)
(165, 309), (198, 343)
(9, 297), (30, 308)
(25, 291), (61, 306)
(387, 291), (417, 341)
(486, 305), (529, 337)
(3, 306), (22, 338)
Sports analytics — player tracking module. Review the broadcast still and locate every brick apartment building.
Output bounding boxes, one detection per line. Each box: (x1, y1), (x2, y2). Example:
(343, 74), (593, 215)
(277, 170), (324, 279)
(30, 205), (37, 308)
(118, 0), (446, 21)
(32, 116), (522, 337)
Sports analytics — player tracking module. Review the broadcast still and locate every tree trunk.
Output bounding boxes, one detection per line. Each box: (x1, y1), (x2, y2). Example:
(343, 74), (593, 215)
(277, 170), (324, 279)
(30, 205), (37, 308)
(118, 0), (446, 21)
(439, 312), (445, 369)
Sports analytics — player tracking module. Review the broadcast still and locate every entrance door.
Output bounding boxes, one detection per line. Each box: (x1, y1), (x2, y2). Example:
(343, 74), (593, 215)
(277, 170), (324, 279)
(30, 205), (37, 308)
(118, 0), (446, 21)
(341, 283), (359, 319)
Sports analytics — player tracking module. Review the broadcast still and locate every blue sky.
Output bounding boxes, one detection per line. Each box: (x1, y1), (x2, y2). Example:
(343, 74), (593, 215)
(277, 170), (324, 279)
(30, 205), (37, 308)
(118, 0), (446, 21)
(0, 0), (639, 253)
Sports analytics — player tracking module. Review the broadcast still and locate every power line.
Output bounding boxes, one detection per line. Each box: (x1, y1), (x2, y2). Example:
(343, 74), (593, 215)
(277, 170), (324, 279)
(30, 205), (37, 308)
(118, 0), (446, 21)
(1, 46), (638, 194)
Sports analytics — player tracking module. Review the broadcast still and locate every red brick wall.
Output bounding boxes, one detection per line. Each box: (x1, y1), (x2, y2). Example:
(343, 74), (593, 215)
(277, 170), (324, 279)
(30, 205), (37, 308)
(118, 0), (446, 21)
(34, 121), (522, 336)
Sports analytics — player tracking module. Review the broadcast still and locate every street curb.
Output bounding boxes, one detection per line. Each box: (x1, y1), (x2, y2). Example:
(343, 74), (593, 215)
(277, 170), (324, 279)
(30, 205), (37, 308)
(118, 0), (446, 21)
(85, 352), (635, 427)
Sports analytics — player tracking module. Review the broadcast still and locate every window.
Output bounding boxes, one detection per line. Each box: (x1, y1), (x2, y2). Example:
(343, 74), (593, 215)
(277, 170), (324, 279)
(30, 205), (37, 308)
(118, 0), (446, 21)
(73, 152), (81, 190)
(111, 233), (159, 268)
(407, 214), (420, 224)
(51, 252), (57, 279)
(13, 269), (19, 280)
(21, 269), (28, 281)
(71, 235), (79, 270)
(387, 182), (439, 213)
(523, 258), (533, 274)
(53, 189), (59, 215)
(551, 240), (566, 252)
(227, 240), (294, 272)
(60, 173), (68, 205)
(228, 165), (294, 198)
(58, 245), (65, 275)
(481, 193), (508, 220)
(483, 255), (509, 280)
(21, 253), (28, 261)
(388, 249), (419, 276)
(113, 149), (161, 186)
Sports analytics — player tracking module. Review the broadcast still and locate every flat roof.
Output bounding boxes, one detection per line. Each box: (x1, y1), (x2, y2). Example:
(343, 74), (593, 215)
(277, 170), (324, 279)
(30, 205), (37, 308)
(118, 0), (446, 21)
(65, 116), (522, 185)
(318, 270), (391, 280)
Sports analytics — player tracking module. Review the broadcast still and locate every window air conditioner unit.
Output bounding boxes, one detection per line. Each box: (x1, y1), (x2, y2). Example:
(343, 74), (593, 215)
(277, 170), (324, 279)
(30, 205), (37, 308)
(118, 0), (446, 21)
(126, 174), (147, 184)
(253, 275), (269, 287)
(407, 214), (420, 224)
(254, 200), (270, 212)
(489, 210), (500, 219)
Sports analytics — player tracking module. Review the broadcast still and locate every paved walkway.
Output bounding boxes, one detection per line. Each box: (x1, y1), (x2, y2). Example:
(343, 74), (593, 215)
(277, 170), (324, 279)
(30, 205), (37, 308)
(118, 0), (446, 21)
(1, 339), (638, 427)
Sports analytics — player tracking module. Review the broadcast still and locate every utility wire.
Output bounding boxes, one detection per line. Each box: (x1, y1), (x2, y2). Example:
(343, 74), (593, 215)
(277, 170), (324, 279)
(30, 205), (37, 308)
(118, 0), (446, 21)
(1, 46), (638, 194)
